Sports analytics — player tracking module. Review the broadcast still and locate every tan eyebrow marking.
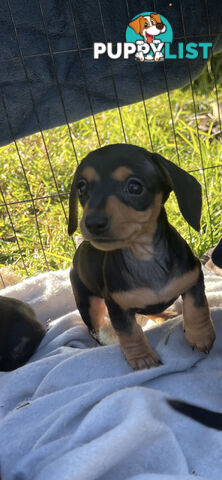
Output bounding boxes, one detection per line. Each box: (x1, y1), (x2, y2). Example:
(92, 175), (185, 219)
(81, 167), (100, 182)
(111, 166), (134, 181)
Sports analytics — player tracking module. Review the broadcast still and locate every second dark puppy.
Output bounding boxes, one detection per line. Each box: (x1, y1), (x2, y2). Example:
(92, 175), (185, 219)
(68, 144), (215, 370)
(0, 296), (46, 371)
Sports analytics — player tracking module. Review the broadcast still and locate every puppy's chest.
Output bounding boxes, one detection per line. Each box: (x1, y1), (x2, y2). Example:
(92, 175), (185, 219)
(104, 252), (199, 311)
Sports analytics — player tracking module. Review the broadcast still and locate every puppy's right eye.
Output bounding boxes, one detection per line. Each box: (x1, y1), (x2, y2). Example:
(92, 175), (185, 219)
(126, 178), (144, 196)
(77, 179), (88, 196)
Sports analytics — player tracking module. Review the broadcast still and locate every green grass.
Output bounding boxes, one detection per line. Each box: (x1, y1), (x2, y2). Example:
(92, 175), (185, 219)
(0, 55), (221, 278)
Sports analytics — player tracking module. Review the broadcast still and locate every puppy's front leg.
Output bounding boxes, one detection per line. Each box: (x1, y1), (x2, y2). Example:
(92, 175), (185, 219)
(182, 270), (216, 353)
(106, 299), (161, 370)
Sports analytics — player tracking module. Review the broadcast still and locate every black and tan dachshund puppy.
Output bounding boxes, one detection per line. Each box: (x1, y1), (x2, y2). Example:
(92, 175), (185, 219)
(0, 296), (46, 371)
(68, 144), (215, 370)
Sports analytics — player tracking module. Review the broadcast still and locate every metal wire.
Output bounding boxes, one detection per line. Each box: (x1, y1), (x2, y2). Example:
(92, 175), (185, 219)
(0, 162), (221, 209)
(67, 0), (101, 147)
(0, 2), (221, 280)
(37, 0), (79, 161)
(0, 33), (221, 64)
(0, 184), (29, 275)
(97, 0), (127, 143)
(6, 0), (76, 228)
(125, 0), (154, 149)
(0, 192), (68, 208)
(178, 0), (214, 245)
(152, 0), (193, 245)
(0, 86), (49, 271)
(204, 0), (221, 131)
(1, 0), (77, 273)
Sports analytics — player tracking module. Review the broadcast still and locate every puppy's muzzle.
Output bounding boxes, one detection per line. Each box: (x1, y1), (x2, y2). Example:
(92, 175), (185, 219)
(85, 214), (110, 236)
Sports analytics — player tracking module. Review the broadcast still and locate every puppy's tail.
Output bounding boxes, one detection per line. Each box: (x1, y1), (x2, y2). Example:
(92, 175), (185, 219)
(168, 399), (222, 430)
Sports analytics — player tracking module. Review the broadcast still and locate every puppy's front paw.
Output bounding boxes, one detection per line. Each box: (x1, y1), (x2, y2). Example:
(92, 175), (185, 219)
(117, 322), (161, 370)
(126, 348), (161, 370)
(185, 323), (216, 354)
(120, 336), (161, 370)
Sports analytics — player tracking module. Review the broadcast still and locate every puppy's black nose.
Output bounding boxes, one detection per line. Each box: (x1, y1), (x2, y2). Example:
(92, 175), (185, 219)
(157, 22), (164, 30)
(85, 214), (110, 235)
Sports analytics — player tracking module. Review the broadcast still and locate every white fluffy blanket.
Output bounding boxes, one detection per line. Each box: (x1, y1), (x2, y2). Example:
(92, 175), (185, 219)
(0, 267), (222, 480)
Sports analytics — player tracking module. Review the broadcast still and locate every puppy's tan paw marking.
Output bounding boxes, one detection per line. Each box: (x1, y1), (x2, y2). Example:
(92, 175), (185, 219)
(185, 324), (216, 354)
(127, 349), (161, 371)
(121, 341), (161, 370)
(118, 322), (161, 370)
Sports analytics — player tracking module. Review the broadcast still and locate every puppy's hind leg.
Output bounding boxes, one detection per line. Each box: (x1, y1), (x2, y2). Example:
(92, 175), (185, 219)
(70, 266), (116, 343)
(182, 270), (215, 353)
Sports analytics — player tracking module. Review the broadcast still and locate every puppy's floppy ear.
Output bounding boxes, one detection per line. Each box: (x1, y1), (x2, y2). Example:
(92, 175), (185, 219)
(68, 171), (78, 236)
(152, 153), (202, 232)
(129, 16), (144, 34)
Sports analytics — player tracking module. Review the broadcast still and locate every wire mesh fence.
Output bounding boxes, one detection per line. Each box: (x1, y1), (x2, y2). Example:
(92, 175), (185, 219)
(0, 1), (221, 286)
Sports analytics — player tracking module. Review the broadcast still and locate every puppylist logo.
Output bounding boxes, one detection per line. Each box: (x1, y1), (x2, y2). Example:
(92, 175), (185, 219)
(93, 12), (212, 62)
(126, 13), (172, 62)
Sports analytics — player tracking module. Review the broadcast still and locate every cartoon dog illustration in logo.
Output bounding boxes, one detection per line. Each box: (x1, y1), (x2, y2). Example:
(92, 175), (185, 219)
(129, 13), (167, 62)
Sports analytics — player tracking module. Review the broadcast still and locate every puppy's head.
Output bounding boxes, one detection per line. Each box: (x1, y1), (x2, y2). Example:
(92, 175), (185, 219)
(68, 144), (202, 251)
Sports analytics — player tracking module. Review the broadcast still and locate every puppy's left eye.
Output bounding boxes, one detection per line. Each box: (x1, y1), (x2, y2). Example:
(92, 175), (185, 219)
(77, 179), (88, 196)
(126, 178), (144, 195)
